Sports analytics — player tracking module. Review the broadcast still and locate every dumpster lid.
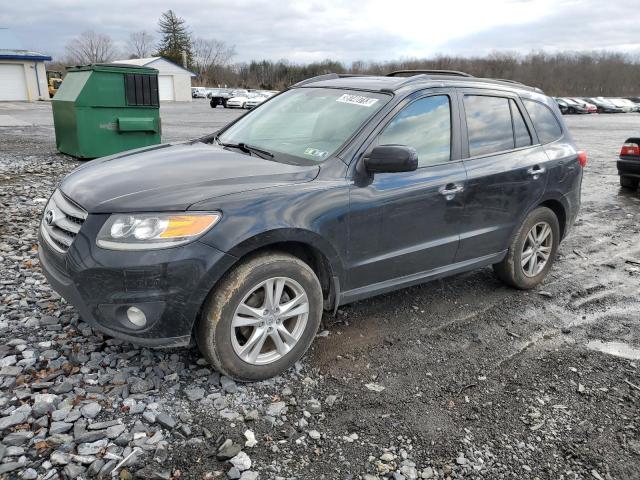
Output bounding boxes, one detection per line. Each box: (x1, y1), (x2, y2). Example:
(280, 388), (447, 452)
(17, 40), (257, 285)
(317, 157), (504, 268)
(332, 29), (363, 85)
(66, 63), (158, 75)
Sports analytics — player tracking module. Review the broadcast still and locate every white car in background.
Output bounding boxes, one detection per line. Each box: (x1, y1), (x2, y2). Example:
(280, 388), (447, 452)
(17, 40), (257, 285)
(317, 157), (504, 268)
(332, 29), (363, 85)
(245, 93), (269, 109)
(608, 98), (634, 112)
(191, 87), (208, 98)
(226, 90), (251, 109)
(616, 98), (639, 112)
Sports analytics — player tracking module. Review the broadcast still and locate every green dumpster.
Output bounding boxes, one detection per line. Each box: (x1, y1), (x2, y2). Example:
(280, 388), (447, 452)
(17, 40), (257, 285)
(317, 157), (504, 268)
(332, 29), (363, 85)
(52, 63), (161, 159)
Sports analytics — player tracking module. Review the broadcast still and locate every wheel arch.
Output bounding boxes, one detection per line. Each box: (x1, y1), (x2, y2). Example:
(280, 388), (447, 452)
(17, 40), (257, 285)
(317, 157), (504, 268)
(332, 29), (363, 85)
(208, 228), (344, 312)
(538, 198), (567, 239)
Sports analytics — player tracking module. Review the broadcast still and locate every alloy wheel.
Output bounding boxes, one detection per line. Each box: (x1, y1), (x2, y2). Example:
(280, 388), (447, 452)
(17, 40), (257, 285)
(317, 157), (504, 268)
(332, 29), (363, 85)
(231, 277), (309, 365)
(521, 221), (553, 277)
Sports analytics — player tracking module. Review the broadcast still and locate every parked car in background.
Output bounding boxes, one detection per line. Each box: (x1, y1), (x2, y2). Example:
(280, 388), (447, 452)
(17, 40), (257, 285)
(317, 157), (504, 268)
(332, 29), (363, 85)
(559, 97), (591, 114)
(618, 136), (640, 190)
(585, 97), (624, 113)
(616, 98), (639, 112)
(192, 87), (208, 98)
(209, 89), (232, 108)
(626, 97), (640, 109)
(608, 98), (634, 113)
(226, 92), (251, 109)
(245, 93), (269, 109)
(568, 98), (597, 113)
(38, 70), (584, 381)
(554, 98), (570, 114)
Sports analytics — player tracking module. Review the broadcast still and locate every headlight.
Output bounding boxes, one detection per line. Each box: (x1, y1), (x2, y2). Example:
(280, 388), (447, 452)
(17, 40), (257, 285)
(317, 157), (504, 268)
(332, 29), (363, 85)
(97, 212), (221, 250)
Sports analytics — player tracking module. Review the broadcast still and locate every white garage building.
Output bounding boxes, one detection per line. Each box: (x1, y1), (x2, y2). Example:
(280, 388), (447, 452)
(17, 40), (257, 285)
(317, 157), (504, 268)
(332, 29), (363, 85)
(0, 28), (51, 102)
(113, 57), (195, 102)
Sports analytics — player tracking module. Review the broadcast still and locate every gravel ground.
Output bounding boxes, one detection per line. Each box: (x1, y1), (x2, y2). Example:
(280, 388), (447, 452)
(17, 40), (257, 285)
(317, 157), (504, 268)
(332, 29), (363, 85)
(0, 101), (639, 480)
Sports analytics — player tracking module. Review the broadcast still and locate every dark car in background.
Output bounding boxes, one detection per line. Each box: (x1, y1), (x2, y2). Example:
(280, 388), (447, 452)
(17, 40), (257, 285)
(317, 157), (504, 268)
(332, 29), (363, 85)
(38, 70), (585, 381)
(555, 97), (590, 114)
(619, 136), (640, 190)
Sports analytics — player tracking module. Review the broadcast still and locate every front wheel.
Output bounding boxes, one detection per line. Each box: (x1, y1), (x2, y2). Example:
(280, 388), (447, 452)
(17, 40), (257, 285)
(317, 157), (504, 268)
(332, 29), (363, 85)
(493, 207), (560, 290)
(196, 252), (323, 381)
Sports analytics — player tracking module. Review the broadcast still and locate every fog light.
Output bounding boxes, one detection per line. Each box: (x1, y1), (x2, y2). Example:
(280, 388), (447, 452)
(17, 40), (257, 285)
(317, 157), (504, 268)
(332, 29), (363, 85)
(126, 306), (147, 327)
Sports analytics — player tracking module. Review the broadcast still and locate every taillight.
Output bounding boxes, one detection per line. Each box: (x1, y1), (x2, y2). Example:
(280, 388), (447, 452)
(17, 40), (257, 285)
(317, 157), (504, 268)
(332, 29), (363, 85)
(577, 150), (587, 167)
(620, 142), (640, 157)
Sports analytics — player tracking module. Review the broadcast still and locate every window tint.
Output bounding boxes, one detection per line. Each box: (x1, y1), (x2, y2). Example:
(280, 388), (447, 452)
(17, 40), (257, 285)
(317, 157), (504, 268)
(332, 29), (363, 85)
(510, 100), (532, 148)
(464, 96), (513, 156)
(522, 99), (563, 144)
(378, 95), (451, 166)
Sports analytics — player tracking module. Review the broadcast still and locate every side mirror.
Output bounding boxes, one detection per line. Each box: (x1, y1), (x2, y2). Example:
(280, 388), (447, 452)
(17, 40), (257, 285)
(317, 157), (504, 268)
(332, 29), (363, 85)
(364, 145), (418, 173)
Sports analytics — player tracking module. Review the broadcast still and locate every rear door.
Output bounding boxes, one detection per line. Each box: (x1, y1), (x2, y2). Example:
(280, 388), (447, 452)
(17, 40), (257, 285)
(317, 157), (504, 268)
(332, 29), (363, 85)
(346, 91), (467, 292)
(455, 90), (550, 262)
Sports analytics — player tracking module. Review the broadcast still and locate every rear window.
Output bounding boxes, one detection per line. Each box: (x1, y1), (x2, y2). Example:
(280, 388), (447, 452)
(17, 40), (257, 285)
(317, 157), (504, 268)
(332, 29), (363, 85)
(464, 95), (514, 156)
(522, 99), (563, 144)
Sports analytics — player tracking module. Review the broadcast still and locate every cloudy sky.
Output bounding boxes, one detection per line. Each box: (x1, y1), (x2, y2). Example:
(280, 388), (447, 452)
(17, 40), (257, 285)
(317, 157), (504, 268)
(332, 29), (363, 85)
(2, 0), (639, 63)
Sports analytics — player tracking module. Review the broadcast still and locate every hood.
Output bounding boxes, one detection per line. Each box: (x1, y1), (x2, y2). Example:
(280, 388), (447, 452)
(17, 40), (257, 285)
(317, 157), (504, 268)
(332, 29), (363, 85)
(60, 142), (319, 213)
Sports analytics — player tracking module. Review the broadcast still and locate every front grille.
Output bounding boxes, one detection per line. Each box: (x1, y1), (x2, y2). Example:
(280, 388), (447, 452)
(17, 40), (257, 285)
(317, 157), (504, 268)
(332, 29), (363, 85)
(40, 190), (88, 253)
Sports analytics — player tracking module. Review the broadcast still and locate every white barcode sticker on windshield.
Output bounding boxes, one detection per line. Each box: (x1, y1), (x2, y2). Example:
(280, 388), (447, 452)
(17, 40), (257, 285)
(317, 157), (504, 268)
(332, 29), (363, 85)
(336, 94), (379, 107)
(304, 147), (328, 158)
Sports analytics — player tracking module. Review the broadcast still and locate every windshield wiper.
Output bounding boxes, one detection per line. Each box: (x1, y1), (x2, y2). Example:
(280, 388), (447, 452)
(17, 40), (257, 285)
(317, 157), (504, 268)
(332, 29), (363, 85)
(217, 140), (274, 159)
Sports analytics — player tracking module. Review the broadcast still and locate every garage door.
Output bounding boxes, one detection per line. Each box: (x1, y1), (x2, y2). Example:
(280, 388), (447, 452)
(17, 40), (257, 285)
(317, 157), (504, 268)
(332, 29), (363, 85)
(0, 64), (28, 101)
(158, 75), (174, 101)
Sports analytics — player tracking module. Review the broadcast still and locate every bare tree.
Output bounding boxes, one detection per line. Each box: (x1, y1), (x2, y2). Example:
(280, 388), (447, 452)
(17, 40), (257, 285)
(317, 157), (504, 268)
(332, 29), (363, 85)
(192, 37), (236, 85)
(65, 31), (117, 64)
(128, 31), (154, 59)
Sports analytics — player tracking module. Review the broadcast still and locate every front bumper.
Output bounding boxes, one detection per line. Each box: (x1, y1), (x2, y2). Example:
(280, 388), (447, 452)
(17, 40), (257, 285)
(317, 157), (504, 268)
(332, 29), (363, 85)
(618, 158), (640, 178)
(38, 216), (237, 347)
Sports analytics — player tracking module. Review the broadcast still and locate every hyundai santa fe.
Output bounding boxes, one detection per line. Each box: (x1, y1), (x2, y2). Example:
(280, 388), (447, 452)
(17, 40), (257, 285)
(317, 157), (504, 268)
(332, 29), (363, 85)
(39, 70), (585, 381)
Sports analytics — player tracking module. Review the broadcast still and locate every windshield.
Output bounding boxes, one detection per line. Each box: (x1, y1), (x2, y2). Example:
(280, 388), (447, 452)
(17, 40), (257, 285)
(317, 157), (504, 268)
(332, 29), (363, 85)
(217, 87), (389, 164)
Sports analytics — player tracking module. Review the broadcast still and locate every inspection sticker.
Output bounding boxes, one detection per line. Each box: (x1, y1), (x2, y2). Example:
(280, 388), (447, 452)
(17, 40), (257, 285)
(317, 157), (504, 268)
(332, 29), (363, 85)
(336, 94), (379, 107)
(304, 147), (329, 158)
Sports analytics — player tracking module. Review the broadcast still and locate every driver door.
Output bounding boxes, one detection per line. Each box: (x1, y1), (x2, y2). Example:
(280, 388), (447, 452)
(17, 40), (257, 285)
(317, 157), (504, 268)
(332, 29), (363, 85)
(346, 92), (467, 294)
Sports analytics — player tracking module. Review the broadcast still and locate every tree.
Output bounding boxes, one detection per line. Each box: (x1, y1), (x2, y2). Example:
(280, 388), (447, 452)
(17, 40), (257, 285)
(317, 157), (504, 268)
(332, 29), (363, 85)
(65, 30), (116, 64)
(192, 37), (236, 84)
(156, 10), (193, 67)
(128, 31), (154, 59)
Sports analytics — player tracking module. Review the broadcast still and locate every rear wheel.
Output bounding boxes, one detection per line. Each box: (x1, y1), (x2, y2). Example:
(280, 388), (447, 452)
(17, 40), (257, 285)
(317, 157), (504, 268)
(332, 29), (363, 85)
(620, 176), (639, 190)
(196, 252), (323, 381)
(494, 207), (560, 290)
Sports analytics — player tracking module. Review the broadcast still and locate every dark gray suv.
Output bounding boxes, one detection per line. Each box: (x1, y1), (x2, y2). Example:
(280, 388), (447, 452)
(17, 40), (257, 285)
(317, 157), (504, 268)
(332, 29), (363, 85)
(39, 70), (585, 381)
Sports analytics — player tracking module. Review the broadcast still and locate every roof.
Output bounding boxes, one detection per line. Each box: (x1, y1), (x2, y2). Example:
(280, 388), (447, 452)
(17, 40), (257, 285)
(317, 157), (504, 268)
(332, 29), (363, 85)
(295, 72), (543, 95)
(0, 28), (51, 61)
(113, 56), (195, 76)
(67, 63), (158, 75)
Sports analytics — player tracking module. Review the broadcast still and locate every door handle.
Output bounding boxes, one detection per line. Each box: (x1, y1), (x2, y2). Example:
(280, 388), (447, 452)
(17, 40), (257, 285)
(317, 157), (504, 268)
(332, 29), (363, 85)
(527, 166), (546, 178)
(439, 183), (464, 200)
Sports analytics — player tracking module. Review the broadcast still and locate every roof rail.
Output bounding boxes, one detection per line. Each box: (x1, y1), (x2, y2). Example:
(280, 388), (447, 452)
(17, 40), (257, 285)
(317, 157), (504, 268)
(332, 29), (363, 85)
(493, 78), (525, 86)
(292, 73), (364, 87)
(387, 69), (473, 78)
(293, 73), (340, 87)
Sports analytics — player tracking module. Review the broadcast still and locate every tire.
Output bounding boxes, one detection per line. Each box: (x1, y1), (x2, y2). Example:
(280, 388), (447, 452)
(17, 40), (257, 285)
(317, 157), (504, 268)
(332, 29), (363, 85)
(493, 207), (560, 290)
(620, 176), (639, 190)
(196, 252), (323, 381)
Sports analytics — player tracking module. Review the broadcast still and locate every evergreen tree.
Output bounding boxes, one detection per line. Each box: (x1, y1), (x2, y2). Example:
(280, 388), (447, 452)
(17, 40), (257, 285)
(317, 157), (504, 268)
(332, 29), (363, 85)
(156, 10), (193, 67)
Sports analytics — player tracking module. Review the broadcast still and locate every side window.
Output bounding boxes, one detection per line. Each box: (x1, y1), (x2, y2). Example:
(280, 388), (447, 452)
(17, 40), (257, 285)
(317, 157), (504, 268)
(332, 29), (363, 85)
(464, 95), (514, 156)
(510, 100), (532, 148)
(378, 95), (451, 167)
(522, 99), (563, 144)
